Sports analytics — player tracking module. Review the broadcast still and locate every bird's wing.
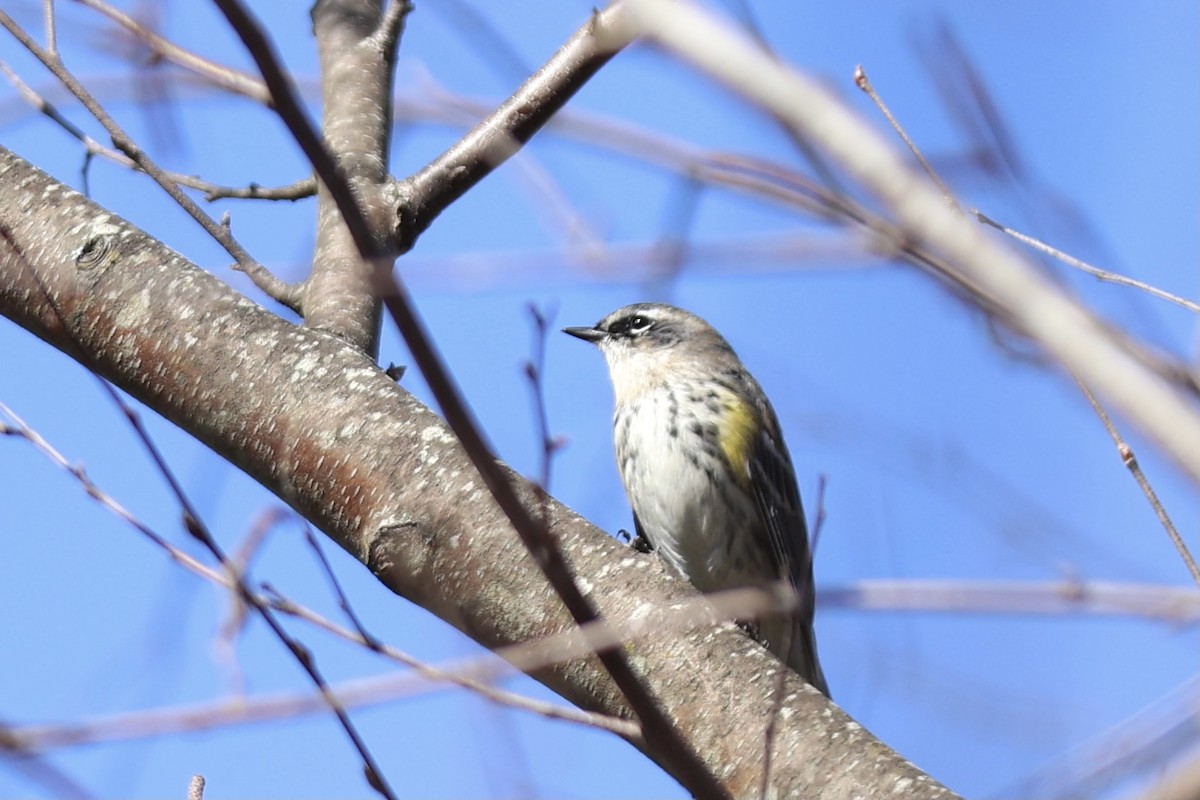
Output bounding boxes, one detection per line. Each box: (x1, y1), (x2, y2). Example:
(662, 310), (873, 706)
(746, 412), (812, 593)
(746, 404), (829, 695)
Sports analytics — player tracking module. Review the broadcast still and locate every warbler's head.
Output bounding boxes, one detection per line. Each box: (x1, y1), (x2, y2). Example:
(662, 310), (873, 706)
(563, 303), (736, 399)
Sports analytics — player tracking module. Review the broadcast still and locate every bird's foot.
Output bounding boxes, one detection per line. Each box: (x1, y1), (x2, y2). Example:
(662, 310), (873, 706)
(617, 528), (655, 553)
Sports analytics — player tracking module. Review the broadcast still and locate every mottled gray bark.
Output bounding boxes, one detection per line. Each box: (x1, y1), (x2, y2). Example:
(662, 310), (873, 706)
(302, 0), (397, 355)
(0, 146), (957, 799)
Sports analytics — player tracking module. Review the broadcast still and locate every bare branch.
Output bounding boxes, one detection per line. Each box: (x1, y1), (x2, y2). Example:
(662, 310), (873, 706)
(71, 0), (271, 102)
(203, 176), (316, 201)
(0, 11), (271, 281)
(373, 0), (414, 56)
(1072, 377), (1200, 586)
(4, 585), (805, 753)
(977, 211), (1200, 314)
(855, 63), (959, 209)
(1004, 676), (1200, 799)
(43, 0), (57, 54)
(821, 579), (1200, 622)
(393, 5), (636, 249)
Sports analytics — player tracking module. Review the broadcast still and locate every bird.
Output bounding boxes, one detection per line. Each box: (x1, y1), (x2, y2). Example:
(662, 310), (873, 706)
(564, 302), (829, 696)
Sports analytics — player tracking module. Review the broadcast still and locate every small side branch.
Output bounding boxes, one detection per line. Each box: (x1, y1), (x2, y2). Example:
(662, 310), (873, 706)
(390, 4), (636, 250)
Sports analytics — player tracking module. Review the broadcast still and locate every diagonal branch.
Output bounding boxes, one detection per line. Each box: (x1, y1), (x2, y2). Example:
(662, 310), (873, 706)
(391, 5), (635, 249)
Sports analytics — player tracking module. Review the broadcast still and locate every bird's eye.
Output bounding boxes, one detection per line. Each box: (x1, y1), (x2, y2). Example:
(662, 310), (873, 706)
(608, 313), (655, 337)
(627, 315), (652, 333)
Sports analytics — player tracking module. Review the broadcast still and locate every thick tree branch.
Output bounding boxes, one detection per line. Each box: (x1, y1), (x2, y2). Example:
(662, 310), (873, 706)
(0, 146), (957, 800)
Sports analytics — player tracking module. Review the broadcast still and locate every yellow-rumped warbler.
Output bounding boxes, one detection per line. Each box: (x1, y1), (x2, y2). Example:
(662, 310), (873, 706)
(564, 303), (829, 696)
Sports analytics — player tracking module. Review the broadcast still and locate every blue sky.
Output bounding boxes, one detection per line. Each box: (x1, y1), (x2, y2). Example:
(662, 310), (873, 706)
(1, 1), (1197, 798)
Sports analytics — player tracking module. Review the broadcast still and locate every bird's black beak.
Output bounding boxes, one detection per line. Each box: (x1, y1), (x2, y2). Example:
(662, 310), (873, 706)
(562, 326), (606, 343)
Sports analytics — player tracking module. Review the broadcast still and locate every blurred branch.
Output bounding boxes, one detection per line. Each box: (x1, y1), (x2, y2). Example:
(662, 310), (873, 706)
(820, 579), (1200, 622)
(0, 57), (306, 211)
(623, 0), (1200, 488)
(0, 724), (92, 799)
(4, 584), (805, 753)
(71, 0), (271, 102)
(2, 374), (600, 790)
(1122, 749), (1200, 800)
(853, 52), (1199, 590)
(1004, 675), (1200, 799)
(396, 232), (874, 290)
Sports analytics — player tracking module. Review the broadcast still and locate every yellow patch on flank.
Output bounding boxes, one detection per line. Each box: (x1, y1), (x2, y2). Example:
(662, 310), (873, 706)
(718, 395), (756, 484)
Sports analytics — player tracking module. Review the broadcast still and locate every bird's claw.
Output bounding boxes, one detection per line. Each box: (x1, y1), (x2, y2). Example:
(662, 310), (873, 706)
(617, 528), (654, 553)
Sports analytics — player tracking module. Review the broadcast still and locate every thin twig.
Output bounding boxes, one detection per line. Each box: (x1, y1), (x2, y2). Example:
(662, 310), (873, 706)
(203, 176), (316, 201)
(0, 61), (304, 211)
(809, 473), (829, 555)
(98, 389), (400, 800)
(855, 64), (959, 209)
(0, 56), (306, 218)
(263, 586), (642, 735)
(300, 524), (383, 651)
(524, 304), (566, 493)
(0, 12), (303, 310)
(1072, 376), (1200, 587)
(0, 403), (216, 578)
(977, 211), (1200, 314)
